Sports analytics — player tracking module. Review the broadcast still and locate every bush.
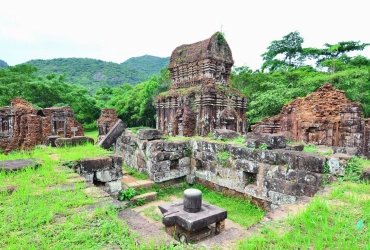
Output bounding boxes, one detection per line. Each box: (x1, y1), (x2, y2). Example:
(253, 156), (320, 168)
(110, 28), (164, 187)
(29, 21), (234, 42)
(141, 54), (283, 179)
(83, 121), (97, 132)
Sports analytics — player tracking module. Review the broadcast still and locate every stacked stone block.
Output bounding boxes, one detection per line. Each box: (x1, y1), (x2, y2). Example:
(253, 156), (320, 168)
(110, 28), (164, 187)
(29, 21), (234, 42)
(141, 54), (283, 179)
(115, 129), (328, 208)
(116, 129), (191, 182)
(76, 154), (123, 197)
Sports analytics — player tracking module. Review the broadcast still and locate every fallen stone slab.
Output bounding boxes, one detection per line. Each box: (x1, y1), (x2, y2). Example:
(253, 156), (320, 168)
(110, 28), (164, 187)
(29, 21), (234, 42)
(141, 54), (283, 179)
(55, 136), (94, 147)
(137, 129), (162, 140)
(96, 119), (126, 149)
(0, 158), (41, 172)
(71, 136), (94, 145)
(245, 132), (286, 149)
(213, 129), (241, 140)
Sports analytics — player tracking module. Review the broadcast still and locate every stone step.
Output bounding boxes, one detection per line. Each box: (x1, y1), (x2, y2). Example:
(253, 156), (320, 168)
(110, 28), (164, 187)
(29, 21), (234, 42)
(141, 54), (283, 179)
(123, 179), (154, 190)
(65, 176), (86, 183)
(65, 172), (81, 179)
(130, 192), (157, 205)
(83, 186), (111, 199)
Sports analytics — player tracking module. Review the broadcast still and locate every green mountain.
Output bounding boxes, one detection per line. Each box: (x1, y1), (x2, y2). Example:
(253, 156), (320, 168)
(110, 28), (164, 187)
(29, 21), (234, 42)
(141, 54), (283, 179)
(121, 55), (169, 76)
(25, 56), (169, 93)
(0, 59), (8, 68)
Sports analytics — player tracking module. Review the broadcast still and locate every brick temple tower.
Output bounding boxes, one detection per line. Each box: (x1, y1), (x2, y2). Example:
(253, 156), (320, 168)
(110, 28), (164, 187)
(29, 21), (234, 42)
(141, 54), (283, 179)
(155, 32), (247, 136)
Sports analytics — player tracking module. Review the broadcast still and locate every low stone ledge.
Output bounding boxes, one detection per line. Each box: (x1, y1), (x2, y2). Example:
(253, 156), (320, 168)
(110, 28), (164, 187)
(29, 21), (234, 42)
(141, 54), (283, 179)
(246, 132), (286, 149)
(79, 156), (112, 172)
(0, 158), (41, 172)
(130, 192), (157, 205)
(45, 135), (60, 147)
(213, 129), (241, 140)
(137, 129), (162, 140)
(55, 137), (94, 147)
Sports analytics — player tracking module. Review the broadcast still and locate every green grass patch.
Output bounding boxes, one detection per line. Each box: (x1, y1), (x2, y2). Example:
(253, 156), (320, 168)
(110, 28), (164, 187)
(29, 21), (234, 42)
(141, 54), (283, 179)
(303, 144), (333, 156)
(84, 130), (99, 142)
(165, 136), (190, 141)
(237, 181), (370, 249)
(192, 184), (265, 228)
(139, 206), (162, 221)
(303, 144), (317, 153)
(123, 165), (148, 180)
(0, 144), (170, 249)
(216, 151), (230, 167)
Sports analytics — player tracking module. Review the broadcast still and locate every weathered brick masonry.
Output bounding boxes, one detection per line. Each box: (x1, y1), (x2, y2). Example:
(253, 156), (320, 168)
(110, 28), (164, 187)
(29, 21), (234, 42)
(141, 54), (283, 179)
(156, 32), (247, 137)
(0, 98), (83, 153)
(252, 83), (370, 157)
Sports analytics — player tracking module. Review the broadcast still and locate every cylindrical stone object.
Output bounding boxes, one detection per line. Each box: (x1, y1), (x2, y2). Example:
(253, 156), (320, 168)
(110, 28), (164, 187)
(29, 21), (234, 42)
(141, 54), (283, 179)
(183, 188), (202, 213)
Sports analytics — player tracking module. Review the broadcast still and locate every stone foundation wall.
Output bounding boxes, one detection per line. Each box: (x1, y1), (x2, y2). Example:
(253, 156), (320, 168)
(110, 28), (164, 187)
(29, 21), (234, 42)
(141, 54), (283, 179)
(115, 129), (191, 182)
(115, 129), (329, 208)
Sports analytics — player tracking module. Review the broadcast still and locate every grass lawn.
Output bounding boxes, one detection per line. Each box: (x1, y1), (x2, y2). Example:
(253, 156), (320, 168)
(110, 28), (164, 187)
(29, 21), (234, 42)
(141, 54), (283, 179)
(237, 181), (370, 249)
(1, 144), (370, 249)
(84, 130), (99, 143)
(0, 144), (171, 249)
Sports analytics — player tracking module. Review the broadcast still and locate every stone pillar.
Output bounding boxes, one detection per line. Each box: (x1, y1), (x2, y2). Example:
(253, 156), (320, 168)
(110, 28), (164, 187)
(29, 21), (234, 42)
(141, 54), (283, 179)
(183, 188), (202, 213)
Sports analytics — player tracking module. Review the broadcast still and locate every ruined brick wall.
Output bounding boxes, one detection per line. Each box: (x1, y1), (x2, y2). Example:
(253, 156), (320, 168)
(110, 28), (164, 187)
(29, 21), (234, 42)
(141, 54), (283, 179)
(115, 129), (328, 208)
(41, 117), (51, 144)
(4, 98), (37, 153)
(252, 83), (369, 157)
(23, 115), (42, 150)
(0, 106), (13, 151)
(0, 99), (84, 153)
(156, 84), (246, 137)
(97, 108), (118, 136)
(41, 106), (84, 139)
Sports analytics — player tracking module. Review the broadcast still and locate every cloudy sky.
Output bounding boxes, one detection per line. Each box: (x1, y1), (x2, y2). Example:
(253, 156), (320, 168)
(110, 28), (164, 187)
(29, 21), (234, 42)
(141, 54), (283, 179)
(1, 0), (370, 70)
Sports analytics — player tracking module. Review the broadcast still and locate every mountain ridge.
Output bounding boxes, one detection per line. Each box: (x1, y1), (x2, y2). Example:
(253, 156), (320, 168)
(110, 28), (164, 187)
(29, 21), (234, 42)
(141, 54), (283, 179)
(24, 55), (169, 93)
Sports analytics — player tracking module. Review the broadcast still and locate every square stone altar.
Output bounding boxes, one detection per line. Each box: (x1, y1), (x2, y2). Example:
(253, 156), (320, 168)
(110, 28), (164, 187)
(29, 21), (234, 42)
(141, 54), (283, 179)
(158, 189), (227, 243)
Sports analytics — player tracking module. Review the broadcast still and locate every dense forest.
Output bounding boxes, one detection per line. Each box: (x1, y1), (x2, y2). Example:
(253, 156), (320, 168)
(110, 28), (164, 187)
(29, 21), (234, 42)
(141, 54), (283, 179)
(25, 56), (168, 93)
(1, 31), (369, 131)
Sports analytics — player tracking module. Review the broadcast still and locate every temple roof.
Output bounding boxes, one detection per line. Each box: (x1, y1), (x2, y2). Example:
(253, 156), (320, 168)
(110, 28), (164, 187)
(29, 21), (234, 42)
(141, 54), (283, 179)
(168, 32), (234, 68)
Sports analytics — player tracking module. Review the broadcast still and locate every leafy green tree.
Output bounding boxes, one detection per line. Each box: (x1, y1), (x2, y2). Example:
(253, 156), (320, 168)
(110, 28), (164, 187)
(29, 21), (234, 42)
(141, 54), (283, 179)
(0, 64), (100, 125)
(306, 41), (370, 73)
(261, 31), (305, 71)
